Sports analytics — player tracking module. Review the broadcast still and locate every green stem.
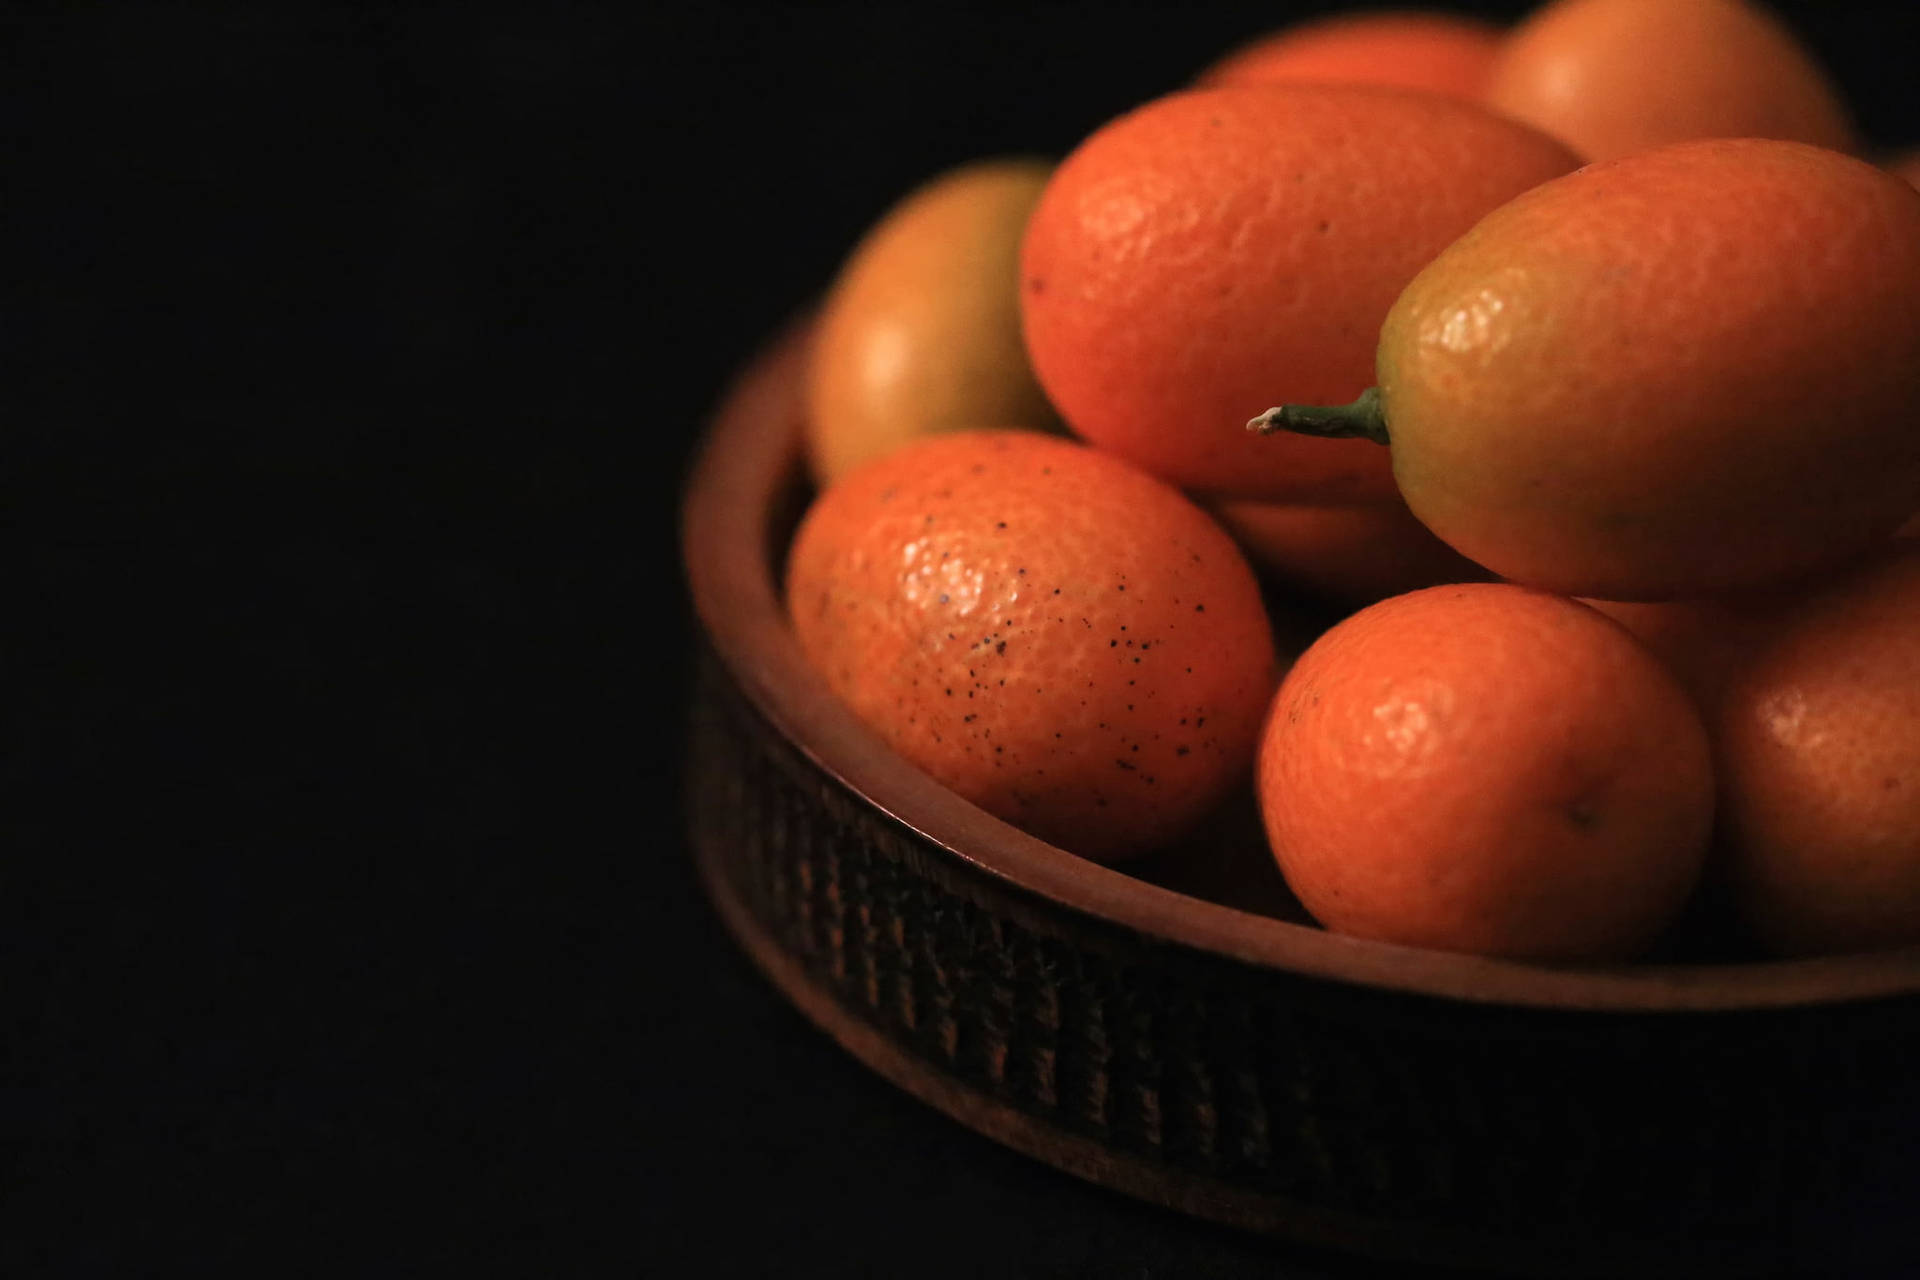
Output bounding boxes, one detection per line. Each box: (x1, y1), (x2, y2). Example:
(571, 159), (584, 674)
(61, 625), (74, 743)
(1246, 386), (1390, 446)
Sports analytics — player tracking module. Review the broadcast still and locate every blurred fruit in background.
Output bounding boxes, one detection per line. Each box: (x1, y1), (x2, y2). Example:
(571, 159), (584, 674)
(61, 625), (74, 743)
(1195, 9), (1502, 100)
(1483, 0), (1855, 162)
(806, 158), (1062, 486)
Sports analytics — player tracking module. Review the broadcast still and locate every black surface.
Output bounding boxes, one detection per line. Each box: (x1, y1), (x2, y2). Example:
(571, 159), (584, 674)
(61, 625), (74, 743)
(18, 4), (1920, 1275)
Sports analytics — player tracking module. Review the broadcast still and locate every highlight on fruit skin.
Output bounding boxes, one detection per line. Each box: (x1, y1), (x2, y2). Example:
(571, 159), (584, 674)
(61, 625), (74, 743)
(805, 156), (1062, 487)
(1019, 82), (1579, 504)
(1482, 0), (1856, 163)
(1194, 9), (1502, 100)
(1256, 583), (1715, 962)
(785, 429), (1280, 863)
(1251, 137), (1920, 602)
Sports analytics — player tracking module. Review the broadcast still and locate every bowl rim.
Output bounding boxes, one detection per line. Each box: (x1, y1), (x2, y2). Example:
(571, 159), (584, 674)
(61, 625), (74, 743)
(681, 315), (1920, 1014)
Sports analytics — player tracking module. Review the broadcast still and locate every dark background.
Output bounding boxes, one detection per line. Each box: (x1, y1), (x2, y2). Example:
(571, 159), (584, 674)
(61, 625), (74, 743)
(19, 3), (1920, 1275)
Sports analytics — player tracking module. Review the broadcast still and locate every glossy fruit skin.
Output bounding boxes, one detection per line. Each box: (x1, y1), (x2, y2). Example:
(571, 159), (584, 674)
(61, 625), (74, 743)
(1019, 85), (1578, 503)
(1713, 545), (1920, 956)
(1483, 0), (1855, 163)
(1212, 496), (1490, 604)
(1257, 584), (1714, 961)
(806, 158), (1061, 486)
(786, 430), (1278, 862)
(1195, 10), (1501, 100)
(1379, 138), (1920, 601)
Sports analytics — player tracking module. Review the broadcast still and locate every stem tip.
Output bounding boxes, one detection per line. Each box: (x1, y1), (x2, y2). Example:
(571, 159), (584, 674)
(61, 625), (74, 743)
(1242, 388), (1390, 446)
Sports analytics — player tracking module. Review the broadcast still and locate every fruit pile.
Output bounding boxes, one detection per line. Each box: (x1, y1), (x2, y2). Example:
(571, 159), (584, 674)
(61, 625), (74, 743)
(780, 0), (1920, 964)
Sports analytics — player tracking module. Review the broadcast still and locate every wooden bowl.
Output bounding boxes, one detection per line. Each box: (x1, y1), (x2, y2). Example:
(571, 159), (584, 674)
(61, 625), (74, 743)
(681, 318), (1920, 1278)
